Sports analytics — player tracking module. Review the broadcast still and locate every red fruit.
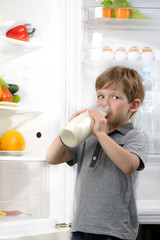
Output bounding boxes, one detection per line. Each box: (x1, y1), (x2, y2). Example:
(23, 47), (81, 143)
(0, 88), (13, 102)
(6, 25), (36, 42)
(2, 210), (22, 216)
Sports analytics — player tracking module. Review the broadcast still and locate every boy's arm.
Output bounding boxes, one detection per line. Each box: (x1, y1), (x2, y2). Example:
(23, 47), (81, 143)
(95, 132), (140, 174)
(46, 109), (87, 165)
(88, 109), (140, 174)
(46, 136), (72, 165)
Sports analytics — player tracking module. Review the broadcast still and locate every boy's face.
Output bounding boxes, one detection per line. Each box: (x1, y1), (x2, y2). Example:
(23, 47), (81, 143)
(96, 84), (133, 129)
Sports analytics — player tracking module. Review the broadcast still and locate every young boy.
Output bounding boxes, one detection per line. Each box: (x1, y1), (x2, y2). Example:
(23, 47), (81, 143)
(46, 66), (146, 240)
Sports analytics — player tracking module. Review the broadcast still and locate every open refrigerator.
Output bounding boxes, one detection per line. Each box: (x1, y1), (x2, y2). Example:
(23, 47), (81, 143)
(1, 0), (160, 239)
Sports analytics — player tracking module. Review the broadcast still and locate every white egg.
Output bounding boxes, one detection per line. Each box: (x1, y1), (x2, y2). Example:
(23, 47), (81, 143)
(142, 47), (153, 61)
(115, 47), (126, 61)
(128, 46), (139, 61)
(102, 46), (114, 60)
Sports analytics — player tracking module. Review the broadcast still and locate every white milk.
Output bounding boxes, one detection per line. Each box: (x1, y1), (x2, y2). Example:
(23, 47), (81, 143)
(59, 104), (110, 148)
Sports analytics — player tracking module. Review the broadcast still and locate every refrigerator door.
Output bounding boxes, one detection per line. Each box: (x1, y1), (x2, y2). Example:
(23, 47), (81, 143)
(0, 0), (72, 239)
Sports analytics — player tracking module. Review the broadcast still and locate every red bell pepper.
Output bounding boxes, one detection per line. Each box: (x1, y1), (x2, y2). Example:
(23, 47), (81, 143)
(6, 25), (36, 42)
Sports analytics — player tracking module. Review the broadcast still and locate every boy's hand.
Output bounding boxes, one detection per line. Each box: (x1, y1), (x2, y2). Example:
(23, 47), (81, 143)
(70, 109), (88, 121)
(88, 109), (109, 135)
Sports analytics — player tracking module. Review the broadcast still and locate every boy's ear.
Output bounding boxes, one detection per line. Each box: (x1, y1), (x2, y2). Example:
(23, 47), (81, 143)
(130, 99), (141, 113)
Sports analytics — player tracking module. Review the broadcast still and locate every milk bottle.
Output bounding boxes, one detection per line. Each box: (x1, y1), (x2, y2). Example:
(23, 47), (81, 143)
(59, 104), (110, 148)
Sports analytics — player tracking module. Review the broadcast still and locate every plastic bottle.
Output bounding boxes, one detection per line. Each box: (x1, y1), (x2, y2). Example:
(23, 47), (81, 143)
(59, 104), (110, 148)
(141, 68), (156, 111)
(135, 68), (158, 153)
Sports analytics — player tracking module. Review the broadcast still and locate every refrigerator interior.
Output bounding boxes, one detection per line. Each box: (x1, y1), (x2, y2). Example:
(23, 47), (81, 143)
(78, 0), (160, 225)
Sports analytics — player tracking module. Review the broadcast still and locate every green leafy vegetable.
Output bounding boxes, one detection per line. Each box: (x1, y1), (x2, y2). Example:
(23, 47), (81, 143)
(112, 0), (131, 8)
(130, 9), (148, 19)
(100, 0), (113, 7)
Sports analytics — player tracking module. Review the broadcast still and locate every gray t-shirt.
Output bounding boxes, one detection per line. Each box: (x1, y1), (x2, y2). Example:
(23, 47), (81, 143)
(67, 123), (146, 240)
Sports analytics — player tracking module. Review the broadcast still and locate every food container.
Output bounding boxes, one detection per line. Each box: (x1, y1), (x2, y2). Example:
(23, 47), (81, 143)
(102, 8), (112, 18)
(142, 46), (153, 61)
(115, 46), (126, 61)
(102, 46), (114, 60)
(115, 8), (131, 19)
(128, 46), (139, 61)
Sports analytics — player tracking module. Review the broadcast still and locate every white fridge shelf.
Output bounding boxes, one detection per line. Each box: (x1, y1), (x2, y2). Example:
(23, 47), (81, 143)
(82, 7), (160, 31)
(81, 46), (160, 65)
(0, 36), (43, 64)
(0, 105), (43, 116)
(137, 200), (160, 223)
(0, 22), (43, 64)
(0, 106), (43, 135)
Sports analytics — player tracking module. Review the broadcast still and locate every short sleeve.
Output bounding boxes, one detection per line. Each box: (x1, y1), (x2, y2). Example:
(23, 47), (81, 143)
(124, 130), (147, 171)
(66, 146), (78, 166)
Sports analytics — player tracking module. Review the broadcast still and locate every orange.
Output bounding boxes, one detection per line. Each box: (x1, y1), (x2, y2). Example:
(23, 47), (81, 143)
(0, 84), (2, 100)
(0, 134), (2, 150)
(1, 130), (26, 151)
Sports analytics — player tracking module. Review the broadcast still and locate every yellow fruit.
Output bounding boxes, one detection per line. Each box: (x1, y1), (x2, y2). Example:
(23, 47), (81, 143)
(0, 210), (6, 216)
(1, 130), (26, 151)
(0, 84), (2, 100)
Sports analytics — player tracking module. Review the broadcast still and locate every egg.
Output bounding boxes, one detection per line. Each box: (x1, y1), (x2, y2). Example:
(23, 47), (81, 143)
(128, 46), (139, 61)
(102, 46), (114, 60)
(115, 47), (126, 61)
(142, 46), (153, 61)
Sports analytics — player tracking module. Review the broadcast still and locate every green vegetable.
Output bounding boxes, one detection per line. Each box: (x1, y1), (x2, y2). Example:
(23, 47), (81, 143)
(130, 9), (148, 19)
(0, 76), (9, 89)
(12, 95), (21, 103)
(112, 0), (130, 8)
(8, 84), (19, 94)
(100, 0), (113, 8)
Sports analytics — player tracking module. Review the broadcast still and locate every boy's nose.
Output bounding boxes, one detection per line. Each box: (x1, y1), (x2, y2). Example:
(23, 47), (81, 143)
(104, 97), (109, 104)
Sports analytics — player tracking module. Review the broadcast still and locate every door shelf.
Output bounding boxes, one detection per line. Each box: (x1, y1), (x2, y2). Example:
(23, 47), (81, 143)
(0, 106), (43, 135)
(0, 22), (43, 63)
(0, 36), (43, 64)
(82, 7), (160, 31)
(0, 105), (43, 117)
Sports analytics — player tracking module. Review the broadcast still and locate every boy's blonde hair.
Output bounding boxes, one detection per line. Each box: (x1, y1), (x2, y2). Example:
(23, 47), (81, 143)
(95, 66), (145, 103)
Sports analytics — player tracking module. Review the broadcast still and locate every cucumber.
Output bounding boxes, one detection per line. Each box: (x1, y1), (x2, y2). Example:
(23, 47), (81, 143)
(8, 84), (19, 94)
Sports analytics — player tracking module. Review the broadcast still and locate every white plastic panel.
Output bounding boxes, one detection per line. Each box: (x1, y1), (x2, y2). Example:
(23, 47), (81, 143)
(0, 161), (48, 219)
(136, 163), (160, 223)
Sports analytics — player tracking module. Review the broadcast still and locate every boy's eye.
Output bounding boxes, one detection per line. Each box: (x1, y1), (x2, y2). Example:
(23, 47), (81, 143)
(113, 95), (119, 99)
(98, 95), (104, 99)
